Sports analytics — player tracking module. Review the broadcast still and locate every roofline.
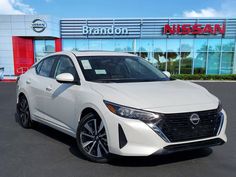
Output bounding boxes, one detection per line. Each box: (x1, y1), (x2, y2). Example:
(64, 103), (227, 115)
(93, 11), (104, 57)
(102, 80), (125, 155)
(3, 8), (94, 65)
(60, 17), (236, 20)
(70, 51), (137, 57)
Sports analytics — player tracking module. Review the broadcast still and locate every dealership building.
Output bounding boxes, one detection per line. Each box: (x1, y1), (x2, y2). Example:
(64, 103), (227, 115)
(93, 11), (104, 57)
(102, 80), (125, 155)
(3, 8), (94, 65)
(0, 15), (236, 79)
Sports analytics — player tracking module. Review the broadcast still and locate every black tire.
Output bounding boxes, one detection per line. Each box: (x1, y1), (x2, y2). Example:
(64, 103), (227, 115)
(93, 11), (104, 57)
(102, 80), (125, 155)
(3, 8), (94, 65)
(17, 95), (33, 128)
(76, 112), (109, 163)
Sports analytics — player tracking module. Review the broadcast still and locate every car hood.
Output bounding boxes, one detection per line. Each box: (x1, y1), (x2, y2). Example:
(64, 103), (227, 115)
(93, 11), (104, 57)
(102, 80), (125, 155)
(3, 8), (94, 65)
(89, 80), (219, 113)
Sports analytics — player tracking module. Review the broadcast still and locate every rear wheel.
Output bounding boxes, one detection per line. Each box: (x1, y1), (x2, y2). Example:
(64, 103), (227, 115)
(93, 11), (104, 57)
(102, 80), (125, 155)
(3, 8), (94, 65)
(17, 95), (32, 128)
(77, 112), (109, 163)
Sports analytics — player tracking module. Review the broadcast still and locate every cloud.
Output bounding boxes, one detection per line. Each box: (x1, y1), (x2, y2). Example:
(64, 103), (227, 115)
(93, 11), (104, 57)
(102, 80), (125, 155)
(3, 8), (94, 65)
(183, 8), (219, 18)
(0, 0), (36, 15)
(182, 0), (236, 18)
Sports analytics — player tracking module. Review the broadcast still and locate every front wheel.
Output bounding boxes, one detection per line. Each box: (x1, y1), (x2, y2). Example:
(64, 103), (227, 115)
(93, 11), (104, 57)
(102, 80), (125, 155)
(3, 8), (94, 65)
(76, 112), (109, 163)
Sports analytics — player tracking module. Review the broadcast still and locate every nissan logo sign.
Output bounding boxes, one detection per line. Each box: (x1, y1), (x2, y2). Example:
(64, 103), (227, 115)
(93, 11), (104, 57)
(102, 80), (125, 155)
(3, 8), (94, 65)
(31, 19), (47, 33)
(190, 113), (200, 125)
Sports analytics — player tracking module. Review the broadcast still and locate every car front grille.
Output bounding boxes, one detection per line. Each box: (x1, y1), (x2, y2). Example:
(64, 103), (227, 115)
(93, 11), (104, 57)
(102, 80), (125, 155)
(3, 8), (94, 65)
(156, 109), (223, 143)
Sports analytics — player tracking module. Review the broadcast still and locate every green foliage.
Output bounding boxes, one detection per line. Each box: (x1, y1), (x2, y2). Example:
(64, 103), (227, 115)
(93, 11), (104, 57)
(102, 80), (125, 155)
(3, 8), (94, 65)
(171, 74), (236, 80)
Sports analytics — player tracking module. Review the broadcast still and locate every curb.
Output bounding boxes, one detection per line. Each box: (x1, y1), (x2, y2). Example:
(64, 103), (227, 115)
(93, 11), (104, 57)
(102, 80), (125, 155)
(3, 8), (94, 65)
(189, 80), (236, 82)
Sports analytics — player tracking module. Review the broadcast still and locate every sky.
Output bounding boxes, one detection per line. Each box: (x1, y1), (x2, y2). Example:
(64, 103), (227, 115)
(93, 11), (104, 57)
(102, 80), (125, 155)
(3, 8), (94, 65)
(0, 0), (236, 18)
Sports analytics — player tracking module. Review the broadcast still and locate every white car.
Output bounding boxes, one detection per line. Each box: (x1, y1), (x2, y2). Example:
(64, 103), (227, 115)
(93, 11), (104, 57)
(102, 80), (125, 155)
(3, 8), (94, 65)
(16, 51), (227, 163)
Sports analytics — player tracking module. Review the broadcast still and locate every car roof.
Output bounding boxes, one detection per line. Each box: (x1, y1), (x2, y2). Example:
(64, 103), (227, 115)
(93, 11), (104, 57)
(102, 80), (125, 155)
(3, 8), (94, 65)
(71, 51), (137, 57)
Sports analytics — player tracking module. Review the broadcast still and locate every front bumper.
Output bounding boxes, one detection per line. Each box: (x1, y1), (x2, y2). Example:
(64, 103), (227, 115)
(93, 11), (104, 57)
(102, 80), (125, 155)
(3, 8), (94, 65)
(103, 109), (227, 156)
(152, 138), (225, 155)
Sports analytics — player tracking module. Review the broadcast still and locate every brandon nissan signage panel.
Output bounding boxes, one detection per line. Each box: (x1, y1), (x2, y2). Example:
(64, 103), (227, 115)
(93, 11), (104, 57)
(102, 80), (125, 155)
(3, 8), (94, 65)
(163, 24), (226, 35)
(60, 18), (236, 39)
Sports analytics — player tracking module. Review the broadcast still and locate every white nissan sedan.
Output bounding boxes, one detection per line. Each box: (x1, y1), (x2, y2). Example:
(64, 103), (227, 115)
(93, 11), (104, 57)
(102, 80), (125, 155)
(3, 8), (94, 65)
(16, 51), (227, 163)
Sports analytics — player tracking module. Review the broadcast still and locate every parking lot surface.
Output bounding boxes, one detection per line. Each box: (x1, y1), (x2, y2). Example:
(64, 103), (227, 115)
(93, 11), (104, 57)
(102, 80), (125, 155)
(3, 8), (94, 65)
(0, 82), (235, 177)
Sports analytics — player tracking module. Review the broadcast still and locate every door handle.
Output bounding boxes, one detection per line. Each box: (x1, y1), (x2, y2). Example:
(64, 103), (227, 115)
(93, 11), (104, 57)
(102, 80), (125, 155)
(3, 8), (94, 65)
(26, 79), (31, 84)
(46, 86), (52, 92)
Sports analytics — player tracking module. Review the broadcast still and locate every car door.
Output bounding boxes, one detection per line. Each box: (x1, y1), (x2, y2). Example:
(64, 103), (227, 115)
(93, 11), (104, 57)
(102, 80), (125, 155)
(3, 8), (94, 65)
(29, 56), (58, 119)
(43, 55), (80, 132)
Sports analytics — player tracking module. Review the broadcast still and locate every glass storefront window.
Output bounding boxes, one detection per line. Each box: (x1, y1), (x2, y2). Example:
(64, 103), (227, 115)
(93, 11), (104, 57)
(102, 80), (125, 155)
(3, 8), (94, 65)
(101, 40), (115, 51)
(153, 39), (167, 70)
(61, 38), (235, 75)
(76, 39), (89, 51)
(194, 52), (207, 74)
(167, 39), (180, 74)
(194, 39), (208, 52)
(167, 52), (180, 74)
(222, 39), (235, 51)
(62, 39), (76, 51)
(180, 52), (193, 74)
(167, 39), (180, 52)
(208, 39), (221, 52)
(221, 52), (234, 74)
(115, 39), (133, 52)
(88, 40), (102, 50)
(207, 52), (220, 74)
(136, 39), (152, 63)
(45, 40), (55, 52)
(35, 40), (45, 53)
(137, 39), (153, 52)
(181, 39), (193, 52)
(153, 52), (166, 71)
(180, 39), (193, 74)
(34, 40), (55, 62)
(153, 39), (166, 52)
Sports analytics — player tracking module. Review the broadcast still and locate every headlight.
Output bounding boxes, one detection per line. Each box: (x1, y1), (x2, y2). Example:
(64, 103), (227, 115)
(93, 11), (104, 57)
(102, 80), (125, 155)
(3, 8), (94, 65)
(104, 100), (161, 123)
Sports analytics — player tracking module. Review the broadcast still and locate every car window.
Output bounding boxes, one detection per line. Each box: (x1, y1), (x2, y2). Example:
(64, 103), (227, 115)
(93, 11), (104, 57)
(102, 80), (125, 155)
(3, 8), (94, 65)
(77, 56), (169, 82)
(35, 60), (43, 74)
(39, 56), (56, 77)
(54, 55), (78, 79)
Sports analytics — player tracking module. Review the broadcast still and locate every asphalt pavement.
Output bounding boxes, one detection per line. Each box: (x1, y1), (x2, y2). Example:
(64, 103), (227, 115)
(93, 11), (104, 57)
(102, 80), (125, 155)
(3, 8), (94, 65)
(0, 82), (235, 177)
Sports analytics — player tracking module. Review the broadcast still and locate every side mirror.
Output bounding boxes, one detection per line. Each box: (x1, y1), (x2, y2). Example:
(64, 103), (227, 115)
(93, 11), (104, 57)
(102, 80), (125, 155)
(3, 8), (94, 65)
(56, 73), (75, 84)
(163, 71), (171, 78)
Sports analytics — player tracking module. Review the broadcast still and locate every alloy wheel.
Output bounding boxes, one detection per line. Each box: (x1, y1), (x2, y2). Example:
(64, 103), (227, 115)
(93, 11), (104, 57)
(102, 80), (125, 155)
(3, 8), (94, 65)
(78, 114), (109, 161)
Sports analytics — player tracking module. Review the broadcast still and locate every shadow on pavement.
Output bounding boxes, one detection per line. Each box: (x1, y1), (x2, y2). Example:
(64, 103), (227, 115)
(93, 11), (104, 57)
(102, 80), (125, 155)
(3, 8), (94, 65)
(108, 148), (212, 167)
(15, 114), (213, 166)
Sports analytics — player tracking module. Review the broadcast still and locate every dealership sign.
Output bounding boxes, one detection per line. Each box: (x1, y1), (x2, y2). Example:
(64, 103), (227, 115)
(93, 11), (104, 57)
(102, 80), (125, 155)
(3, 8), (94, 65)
(164, 24), (225, 35)
(31, 19), (47, 33)
(82, 26), (129, 35)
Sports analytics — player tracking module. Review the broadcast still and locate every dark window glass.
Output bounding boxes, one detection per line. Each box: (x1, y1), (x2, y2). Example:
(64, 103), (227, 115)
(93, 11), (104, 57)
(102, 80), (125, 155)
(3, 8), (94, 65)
(54, 56), (77, 79)
(207, 52), (220, 74)
(166, 52), (180, 74)
(166, 39), (180, 74)
(194, 39), (208, 52)
(77, 56), (169, 83)
(222, 39), (235, 51)
(194, 52), (207, 74)
(180, 52), (193, 74)
(208, 39), (221, 52)
(35, 60), (43, 74)
(221, 52), (234, 74)
(39, 57), (56, 77)
(180, 39), (193, 74)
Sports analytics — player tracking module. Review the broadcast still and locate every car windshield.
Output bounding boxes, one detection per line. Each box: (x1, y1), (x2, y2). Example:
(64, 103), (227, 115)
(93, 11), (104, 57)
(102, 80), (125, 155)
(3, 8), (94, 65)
(77, 56), (170, 83)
